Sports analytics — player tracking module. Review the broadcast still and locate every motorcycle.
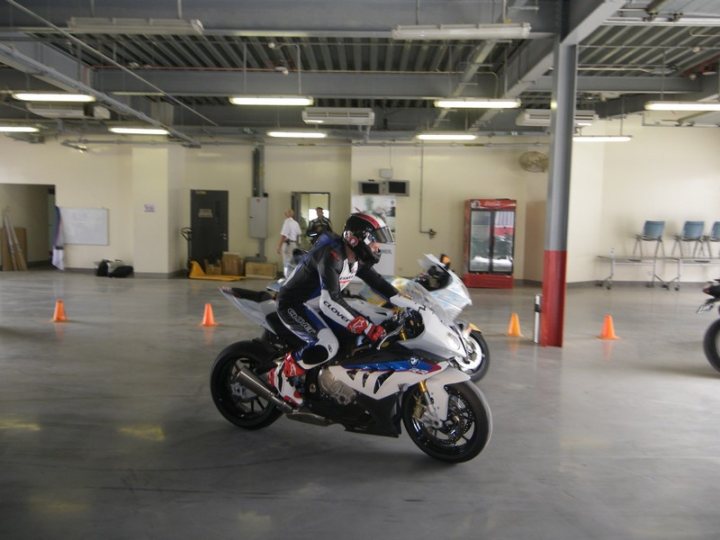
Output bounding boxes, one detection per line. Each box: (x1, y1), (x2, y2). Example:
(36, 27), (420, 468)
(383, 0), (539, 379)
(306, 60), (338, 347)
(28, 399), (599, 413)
(277, 253), (490, 381)
(698, 279), (720, 373)
(209, 266), (493, 462)
(356, 254), (490, 381)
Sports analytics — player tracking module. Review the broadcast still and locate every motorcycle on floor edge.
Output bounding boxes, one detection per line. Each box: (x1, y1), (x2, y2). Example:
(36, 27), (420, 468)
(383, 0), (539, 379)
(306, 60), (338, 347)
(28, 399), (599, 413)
(209, 257), (492, 463)
(699, 279), (720, 373)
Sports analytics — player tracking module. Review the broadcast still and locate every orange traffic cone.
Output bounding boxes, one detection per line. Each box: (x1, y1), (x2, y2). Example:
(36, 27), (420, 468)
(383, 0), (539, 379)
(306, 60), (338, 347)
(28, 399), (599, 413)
(507, 312), (522, 337)
(52, 299), (68, 322)
(200, 303), (218, 327)
(599, 314), (619, 340)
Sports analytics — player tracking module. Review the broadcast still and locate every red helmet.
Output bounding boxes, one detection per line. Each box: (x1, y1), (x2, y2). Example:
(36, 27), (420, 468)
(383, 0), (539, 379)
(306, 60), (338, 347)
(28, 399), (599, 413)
(343, 213), (394, 264)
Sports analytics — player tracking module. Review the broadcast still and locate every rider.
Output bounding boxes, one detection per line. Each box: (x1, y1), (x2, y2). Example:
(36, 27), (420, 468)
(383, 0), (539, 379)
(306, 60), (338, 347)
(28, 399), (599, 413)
(269, 212), (418, 406)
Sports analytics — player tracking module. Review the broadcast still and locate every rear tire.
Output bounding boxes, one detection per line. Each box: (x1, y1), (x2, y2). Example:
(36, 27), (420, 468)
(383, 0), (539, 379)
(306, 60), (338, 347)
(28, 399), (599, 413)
(402, 381), (492, 463)
(210, 341), (282, 429)
(702, 319), (720, 373)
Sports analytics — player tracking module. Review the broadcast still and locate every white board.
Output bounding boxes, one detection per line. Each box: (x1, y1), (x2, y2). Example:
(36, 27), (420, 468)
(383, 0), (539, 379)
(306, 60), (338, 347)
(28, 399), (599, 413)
(60, 207), (108, 245)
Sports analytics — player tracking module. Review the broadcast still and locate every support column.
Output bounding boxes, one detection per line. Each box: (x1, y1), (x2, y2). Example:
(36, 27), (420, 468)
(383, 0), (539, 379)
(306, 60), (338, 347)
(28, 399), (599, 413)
(540, 32), (578, 347)
(131, 146), (185, 274)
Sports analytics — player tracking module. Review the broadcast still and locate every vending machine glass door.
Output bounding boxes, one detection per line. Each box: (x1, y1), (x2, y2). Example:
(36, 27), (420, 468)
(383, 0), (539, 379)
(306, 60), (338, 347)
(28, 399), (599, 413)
(469, 209), (491, 272)
(492, 210), (515, 274)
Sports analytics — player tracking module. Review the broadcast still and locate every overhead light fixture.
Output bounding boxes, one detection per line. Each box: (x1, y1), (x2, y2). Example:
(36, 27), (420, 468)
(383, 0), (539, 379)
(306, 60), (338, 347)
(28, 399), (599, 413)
(229, 96), (314, 106)
(109, 127), (169, 135)
(392, 23), (531, 40)
(434, 98), (521, 109)
(302, 107), (375, 126)
(267, 131), (327, 139)
(644, 101), (720, 112)
(416, 133), (477, 142)
(0, 126), (39, 133)
(67, 17), (204, 35)
(573, 135), (632, 142)
(12, 92), (95, 103)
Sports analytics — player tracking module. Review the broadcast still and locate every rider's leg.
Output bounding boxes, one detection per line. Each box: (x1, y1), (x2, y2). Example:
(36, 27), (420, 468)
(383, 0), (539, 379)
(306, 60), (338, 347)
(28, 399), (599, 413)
(272, 304), (339, 406)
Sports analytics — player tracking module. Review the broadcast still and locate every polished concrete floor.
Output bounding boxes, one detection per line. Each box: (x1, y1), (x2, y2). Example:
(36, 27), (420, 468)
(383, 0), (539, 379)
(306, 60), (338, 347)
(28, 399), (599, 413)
(1, 270), (719, 540)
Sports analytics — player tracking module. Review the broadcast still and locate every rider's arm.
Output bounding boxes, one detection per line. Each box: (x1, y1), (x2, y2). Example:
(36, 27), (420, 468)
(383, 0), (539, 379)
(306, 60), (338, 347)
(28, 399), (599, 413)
(356, 264), (398, 299)
(357, 264), (422, 311)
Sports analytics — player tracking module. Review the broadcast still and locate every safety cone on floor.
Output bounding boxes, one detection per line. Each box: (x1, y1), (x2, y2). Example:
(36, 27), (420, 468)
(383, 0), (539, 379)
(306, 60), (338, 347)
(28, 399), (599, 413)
(598, 314), (619, 340)
(52, 299), (68, 322)
(507, 312), (522, 337)
(200, 303), (218, 327)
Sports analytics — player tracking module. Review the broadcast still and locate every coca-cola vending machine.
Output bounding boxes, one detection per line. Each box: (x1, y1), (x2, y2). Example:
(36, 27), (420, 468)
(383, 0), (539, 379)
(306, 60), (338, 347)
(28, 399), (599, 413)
(462, 199), (516, 288)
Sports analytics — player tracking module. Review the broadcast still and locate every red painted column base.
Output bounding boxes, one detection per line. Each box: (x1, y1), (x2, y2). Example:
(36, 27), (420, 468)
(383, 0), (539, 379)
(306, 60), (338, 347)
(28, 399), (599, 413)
(540, 250), (567, 347)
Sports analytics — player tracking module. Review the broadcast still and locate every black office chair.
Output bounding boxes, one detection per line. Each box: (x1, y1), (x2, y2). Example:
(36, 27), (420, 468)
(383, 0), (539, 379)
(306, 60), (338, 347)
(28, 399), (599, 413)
(632, 220), (665, 258)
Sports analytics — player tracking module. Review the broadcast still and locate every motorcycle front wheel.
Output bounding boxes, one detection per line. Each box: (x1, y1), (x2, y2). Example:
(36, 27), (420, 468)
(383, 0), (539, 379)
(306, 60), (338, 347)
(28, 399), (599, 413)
(702, 319), (720, 373)
(402, 381), (492, 463)
(210, 341), (282, 429)
(461, 331), (490, 381)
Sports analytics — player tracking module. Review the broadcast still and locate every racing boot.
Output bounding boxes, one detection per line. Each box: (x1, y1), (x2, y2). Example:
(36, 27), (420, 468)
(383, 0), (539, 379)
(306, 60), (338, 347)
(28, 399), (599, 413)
(267, 352), (306, 406)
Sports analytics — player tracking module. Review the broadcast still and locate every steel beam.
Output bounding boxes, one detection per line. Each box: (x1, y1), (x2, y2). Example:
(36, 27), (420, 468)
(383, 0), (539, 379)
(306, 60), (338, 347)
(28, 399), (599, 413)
(94, 70), (498, 99)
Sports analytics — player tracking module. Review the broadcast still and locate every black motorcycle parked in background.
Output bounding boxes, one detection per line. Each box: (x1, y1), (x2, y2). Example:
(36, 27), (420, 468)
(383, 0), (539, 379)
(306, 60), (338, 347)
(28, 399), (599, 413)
(699, 279), (720, 373)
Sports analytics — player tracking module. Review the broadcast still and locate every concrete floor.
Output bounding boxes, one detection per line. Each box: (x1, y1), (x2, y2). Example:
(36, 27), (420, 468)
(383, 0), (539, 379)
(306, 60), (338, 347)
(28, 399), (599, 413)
(1, 270), (720, 540)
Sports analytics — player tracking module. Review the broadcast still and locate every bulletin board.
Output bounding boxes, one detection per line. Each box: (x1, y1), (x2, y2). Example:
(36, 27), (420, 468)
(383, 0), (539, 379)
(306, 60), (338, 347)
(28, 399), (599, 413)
(60, 207), (109, 245)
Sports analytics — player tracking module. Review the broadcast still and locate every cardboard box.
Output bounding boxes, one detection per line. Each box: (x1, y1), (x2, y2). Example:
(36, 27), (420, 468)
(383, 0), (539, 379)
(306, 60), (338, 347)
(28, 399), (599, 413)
(205, 262), (222, 275)
(221, 252), (243, 275)
(244, 261), (277, 279)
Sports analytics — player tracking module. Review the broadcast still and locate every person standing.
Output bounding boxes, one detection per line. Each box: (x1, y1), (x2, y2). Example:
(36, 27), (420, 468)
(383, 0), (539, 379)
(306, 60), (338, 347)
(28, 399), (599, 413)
(277, 209), (302, 277)
(307, 207), (333, 244)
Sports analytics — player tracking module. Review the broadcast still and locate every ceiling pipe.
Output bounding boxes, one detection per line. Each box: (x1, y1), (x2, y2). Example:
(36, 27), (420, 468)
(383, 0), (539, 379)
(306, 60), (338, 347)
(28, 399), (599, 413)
(5, 0), (216, 132)
(0, 41), (200, 146)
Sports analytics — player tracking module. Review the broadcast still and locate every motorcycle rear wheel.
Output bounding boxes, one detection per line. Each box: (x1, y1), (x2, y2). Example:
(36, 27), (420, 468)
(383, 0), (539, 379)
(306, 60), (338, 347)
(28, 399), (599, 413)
(402, 381), (492, 463)
(210, 342), (282, 429)
(702, 319), (720, 373)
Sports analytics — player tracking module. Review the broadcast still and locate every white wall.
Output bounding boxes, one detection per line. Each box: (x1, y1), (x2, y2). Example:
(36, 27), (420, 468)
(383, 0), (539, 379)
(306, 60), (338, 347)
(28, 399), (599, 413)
(589, 117), (720, 283)
(351, 144), (543, 277)
(0, 138), (132, 269)
(2, 120), (720, 283)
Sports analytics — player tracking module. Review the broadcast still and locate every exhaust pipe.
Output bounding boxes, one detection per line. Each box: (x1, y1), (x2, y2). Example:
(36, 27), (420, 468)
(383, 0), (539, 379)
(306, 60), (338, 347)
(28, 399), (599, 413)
(236, 367), (294, 413)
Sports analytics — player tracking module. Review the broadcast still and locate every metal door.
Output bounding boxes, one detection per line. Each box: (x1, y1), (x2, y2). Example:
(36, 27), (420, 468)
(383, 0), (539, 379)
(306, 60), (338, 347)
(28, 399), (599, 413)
(190, 190), (228, 267)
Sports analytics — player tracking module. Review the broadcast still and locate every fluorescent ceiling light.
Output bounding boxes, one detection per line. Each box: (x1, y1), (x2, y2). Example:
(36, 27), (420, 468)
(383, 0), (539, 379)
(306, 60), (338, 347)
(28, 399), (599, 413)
(392, 23), (531, 40)
(109, 127), (169, 135)
(573, 135), (632, 143)
(434, 98), (521, 109)
(67, 17), (204, 35)
(644, 101), (720, 112)
(267, 131), (327, 139)
(302, 107), (375, 126)
(230, 96), (314, 106)
(416, 133), (477, 141)
(0, 126), (39, 133)
(12, 92), (95, 103)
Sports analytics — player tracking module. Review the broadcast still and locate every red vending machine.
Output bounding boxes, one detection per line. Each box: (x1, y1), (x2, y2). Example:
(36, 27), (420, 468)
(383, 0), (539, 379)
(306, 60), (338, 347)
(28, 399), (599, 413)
(462, 199), (516, 288)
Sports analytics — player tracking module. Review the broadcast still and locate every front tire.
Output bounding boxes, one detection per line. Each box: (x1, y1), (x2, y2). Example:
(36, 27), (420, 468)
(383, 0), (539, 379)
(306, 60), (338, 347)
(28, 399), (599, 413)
(702, 319), (720, 373)
(210, 341), (282, 429)
(402, 381), (492, 463)
(455, 331), (491, 381)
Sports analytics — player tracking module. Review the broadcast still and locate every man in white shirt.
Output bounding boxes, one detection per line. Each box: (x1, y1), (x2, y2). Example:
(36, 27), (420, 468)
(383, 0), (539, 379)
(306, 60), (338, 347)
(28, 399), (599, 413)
(277, 209), (303, 277)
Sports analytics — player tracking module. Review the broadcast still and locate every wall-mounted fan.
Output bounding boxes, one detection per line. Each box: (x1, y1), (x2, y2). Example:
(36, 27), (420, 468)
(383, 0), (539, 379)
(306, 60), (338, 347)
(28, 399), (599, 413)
(518, 151), (549, 173)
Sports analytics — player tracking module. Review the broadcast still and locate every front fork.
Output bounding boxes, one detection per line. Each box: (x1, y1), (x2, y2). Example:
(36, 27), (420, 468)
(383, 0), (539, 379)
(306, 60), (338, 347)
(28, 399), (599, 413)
(415, 380), (445, 429)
